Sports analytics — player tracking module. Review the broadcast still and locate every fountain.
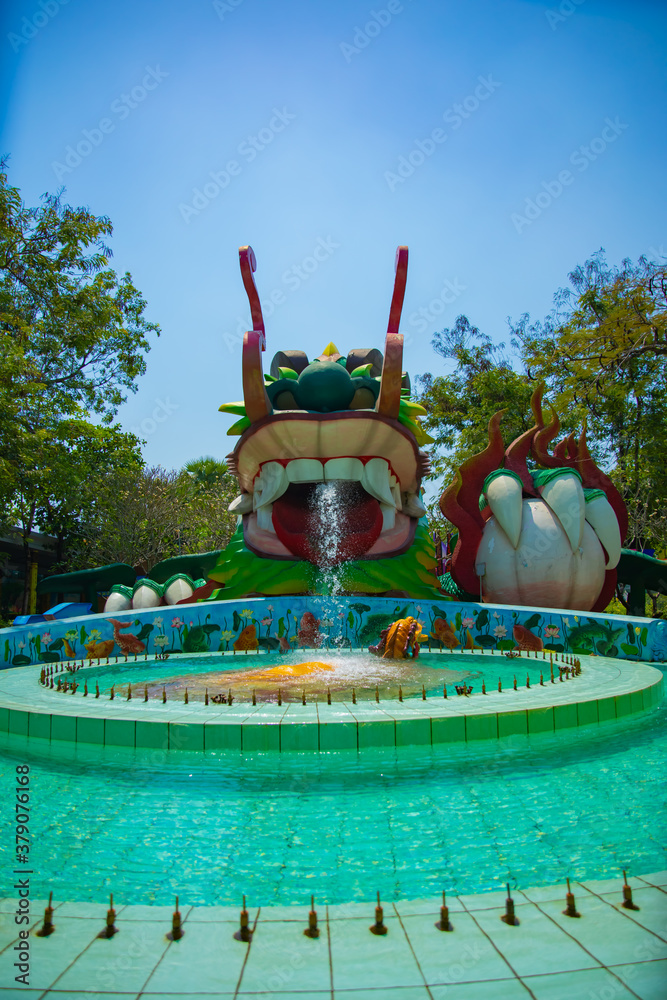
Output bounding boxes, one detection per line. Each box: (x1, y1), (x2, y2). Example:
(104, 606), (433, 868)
(1, 244), (666, 706)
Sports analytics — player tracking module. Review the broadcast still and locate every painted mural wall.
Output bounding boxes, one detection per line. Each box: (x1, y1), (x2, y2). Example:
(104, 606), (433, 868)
(2, 597), (666, 669)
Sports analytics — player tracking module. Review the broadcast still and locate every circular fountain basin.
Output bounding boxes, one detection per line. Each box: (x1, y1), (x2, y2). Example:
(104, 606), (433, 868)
(4, 651), (663, 753)
(67, 649), (537, 701)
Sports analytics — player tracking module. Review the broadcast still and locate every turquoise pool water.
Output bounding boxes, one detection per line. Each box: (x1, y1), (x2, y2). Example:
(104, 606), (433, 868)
(1, 690), (665, 907)
(59, 650), (552, 701)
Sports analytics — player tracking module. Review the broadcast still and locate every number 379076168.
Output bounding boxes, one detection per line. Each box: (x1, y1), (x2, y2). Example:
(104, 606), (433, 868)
(15, 765), (30, 855)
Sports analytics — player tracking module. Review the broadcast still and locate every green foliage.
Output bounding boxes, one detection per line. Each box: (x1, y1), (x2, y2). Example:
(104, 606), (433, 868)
(0, 162), (159, 436)
(416, 316), (534, 487)
(72, 461), (238, 574)
(0, 164), (160, 607)
(181, 456), (230, 489)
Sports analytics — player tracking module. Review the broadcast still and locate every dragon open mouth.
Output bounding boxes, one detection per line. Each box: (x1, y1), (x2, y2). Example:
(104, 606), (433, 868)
(272, 482), (384, 564)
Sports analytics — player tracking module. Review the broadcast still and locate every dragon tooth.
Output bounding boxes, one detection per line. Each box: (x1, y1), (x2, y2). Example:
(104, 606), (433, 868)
(253, 461), (289, 509)
(361, 457), (395, 507)
(538, 472), (585, 551)
(402, 491), (427, 518)
(256, 504), (275, 532)
(584, 494), (622, 569)
(380, 502), (396, 531)
(228, 493), (254, 515)
(485, 473), (523, 549)
(286, 458), (325, 483)
(324, 457), (364, 481)
(389, 475), (403, 509)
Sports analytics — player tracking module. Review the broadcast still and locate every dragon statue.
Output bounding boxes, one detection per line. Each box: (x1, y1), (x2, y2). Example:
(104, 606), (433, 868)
(204, 246), (444, 601)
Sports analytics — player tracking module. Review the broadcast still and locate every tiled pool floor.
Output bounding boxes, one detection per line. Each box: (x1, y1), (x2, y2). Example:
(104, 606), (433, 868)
(1, 872), (666, 998)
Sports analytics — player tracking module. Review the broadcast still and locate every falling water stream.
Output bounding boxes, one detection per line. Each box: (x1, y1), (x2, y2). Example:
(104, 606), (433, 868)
(309, 481), (347, 594)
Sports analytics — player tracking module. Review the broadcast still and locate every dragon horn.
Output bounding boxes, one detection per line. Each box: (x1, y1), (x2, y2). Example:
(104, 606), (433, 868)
(377, 246), (408, 419)
(239, 246), (271, 423)
(239, 245), (265, 342)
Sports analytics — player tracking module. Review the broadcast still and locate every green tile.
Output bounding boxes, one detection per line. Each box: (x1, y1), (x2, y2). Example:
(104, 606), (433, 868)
(28, 712), (50, 740)
(136, 720), (169, 749)
(170, 723), (204, 751)
(205, 723), (242, 750)
(527, 707), (554, 734)
(241, 722), (279, 751)
(577, 699), (598, 727)
(498, 710), (527, 737)
(642, 684), (655, 710)
(630, 689), (644, 714)
(466, 713), (498, 740)
(357, 719), (395, 748)
(645, 681), (663, 709)
(8, 710), (28, 736)
(597, 696), (616, 722)
(76, 716), (105, 745)
(280, 722), (318, 751)
(431, 715), (466, 744)
(105, 718), (136, 747)
(0, 707), (9, 732)
(395, 716), (431, 746)
(319, 721), (357, 751)
(615, 692), (633, 718)
(554, 702), (578, 730)
(51, 714), (76, 742)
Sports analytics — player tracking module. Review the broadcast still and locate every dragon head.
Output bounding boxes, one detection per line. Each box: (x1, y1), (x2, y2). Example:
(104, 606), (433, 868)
(213, 246), (441, 599)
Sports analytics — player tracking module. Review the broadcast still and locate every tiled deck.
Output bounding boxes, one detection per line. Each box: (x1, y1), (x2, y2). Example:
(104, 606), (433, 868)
(1, 873), (666, 997)
(0, 655), (663, 751)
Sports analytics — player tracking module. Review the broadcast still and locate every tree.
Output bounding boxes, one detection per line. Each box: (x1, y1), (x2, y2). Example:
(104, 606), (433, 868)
(510, 251), (667, 554)
(0, 163), (160, 606)
(181, 456), (231, 490)
(33, 422), (143, 565)
(0, 161), (159, 439)
(78, 462), (238, 574)
(416, 316), (535, 484)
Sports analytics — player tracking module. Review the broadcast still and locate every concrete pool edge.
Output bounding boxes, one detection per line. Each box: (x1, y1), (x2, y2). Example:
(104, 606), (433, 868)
(1, 872), (666, 996)
(0, 656), (663, 751)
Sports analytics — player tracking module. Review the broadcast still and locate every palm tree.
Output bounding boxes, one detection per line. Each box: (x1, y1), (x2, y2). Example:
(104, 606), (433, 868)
(181, 456), (230, 489)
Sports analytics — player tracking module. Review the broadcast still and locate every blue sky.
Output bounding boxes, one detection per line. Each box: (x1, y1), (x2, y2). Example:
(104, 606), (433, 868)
(1, 0), (666, 470)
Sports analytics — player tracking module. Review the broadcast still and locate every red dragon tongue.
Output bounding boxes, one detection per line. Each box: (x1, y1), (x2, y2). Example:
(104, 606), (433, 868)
(272, 483), (383, 566)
